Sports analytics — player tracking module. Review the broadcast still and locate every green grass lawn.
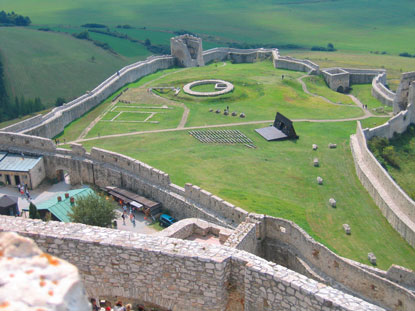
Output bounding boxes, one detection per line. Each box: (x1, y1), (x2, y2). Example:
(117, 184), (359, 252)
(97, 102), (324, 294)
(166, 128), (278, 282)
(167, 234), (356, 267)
(79, 121), (415, 270)
(0, 27), (133, 105)
(190, 83), (219, 93)
(155, 61), (363, 126)
(350, 84), (393, 114)
(302, 76), (355, 105)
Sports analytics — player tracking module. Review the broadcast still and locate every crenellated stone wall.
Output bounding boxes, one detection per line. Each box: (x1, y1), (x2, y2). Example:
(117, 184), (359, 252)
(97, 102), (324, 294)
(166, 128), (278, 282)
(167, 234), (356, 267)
(0, 216), (385, 311)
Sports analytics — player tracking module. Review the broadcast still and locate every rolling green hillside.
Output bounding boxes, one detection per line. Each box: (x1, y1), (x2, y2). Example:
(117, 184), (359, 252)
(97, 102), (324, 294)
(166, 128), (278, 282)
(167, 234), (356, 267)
(2, 0), (415, 53)
(0, 27), (135, 105)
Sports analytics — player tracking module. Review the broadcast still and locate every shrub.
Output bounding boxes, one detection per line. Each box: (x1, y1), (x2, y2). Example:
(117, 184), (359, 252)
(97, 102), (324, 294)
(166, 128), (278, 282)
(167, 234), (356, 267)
(382, 146), (400, 168)
(68, 192), (117, 227)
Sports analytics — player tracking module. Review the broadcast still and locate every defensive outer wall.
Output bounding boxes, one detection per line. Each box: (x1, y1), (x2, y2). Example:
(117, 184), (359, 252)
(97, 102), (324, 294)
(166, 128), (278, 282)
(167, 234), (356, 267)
(350, 82), (415, 249)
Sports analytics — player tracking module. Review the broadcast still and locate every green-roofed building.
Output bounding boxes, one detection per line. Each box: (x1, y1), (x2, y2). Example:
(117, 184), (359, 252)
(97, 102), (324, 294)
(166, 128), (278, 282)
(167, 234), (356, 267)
(23, 187), (95, 222)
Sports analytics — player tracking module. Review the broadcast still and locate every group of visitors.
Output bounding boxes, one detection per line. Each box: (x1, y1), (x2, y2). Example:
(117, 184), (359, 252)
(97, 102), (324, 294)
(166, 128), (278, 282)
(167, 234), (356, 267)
(121, 205), (136, 227)
(17, 183), (31, 200)
(91, 299), (148, 311)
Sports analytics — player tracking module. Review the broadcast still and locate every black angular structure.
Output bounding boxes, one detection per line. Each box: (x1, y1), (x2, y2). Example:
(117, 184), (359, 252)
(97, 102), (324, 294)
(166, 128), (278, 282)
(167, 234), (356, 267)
(255, 112), (299, 141)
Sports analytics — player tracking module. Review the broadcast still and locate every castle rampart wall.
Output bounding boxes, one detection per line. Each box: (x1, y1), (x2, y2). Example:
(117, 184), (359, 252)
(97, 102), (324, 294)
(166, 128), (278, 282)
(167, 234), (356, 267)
(350, 122), (415, 249)
(371, 72), (395, 107)
(0, 216), (385, 311)
(263, 216), (415, 311)
(272, 50), (319, 74)
(0, 132), (246, 229)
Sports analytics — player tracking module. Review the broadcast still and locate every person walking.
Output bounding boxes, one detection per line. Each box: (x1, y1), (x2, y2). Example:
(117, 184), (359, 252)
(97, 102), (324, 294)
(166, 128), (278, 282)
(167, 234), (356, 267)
(132, 214), (136, 228)
(121, 213), (126, 225)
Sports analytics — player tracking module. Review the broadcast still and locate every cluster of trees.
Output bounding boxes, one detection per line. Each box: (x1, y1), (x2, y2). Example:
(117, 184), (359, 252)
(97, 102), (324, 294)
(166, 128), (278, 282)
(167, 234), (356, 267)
(0, 11), (31, 26)
(311, 43), (336, 52)
(0, 58), (45, 122)
(399, 52), (415, 58)
(368, 136), (400, 168)
(81, 23), (107, 29)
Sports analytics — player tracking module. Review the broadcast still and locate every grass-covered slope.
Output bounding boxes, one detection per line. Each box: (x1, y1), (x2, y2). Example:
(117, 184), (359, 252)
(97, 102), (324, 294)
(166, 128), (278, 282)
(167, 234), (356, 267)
(3, 0), (415, 54)
(0, 27), (133, 104)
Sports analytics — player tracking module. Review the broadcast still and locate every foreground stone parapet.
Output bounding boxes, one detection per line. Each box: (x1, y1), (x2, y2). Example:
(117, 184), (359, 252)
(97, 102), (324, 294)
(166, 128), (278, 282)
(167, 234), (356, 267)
(0, 232), (90, 311)
(0, 216), (385, 311)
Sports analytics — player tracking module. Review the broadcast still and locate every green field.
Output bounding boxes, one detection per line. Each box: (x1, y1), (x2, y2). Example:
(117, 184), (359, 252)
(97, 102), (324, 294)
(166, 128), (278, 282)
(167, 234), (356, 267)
(53, 61), (415, 270)
(3, 0), (415, 54)
(0, 27), (132, 104)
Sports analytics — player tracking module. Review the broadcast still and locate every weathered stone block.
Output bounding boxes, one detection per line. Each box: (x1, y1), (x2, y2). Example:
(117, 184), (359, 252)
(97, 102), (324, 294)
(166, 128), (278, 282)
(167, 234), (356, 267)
(329, 198), (336, 207)
(312, 144), (318, 150)
(328, 143), (337, 149)
(317, 177), (323, 185)
(343, 224), (351, 235)
(368, 252), (377, 265)
(313, 158), (319, 167)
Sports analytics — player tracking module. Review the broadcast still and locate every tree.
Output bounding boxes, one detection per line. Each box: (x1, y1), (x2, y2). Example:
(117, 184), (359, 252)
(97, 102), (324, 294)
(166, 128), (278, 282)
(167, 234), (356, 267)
(55, 97), (66, 107)
(144, 38), (151, 46)
(68, 193), (117, 227)
(29, 203), (41, 219)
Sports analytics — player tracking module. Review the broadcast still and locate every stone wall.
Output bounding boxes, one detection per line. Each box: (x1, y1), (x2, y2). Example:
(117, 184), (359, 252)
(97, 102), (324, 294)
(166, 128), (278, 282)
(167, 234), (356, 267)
(171, 35), (205, 67)
(371, 72), (395, 107)
(321, 68), (350, 92)
(202, 47), (273, 65)
(272, 50), (319, 74)
(157, 218), (233, 243)
(0, 132), (246, 229)
(0, 55), (176, 139)
(262, 216), (415, 311)
(223, 214), (415, 310)
(350, 122), (415, 249)
(0, 216), (385, 311)
(394, 72), (415, 113)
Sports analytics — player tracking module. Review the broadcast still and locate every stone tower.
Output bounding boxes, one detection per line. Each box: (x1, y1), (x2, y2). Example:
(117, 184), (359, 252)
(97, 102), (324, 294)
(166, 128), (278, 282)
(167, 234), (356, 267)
(170, 34), (205, 67)
(393, 71), (415, 114)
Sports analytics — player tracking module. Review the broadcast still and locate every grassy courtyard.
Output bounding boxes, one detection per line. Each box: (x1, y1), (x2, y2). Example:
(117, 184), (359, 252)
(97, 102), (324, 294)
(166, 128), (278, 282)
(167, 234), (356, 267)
(53, 60), (415, 270)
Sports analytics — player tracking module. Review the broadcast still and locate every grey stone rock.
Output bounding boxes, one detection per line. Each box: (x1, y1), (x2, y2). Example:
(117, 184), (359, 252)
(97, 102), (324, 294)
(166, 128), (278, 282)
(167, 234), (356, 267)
(343, 224), (351, 235)
(368, 252), (377, 265)
(313, 158), (319, 167)
(329, 198), (336, 207)
(328, 143), (337, 149)
(240, 113), (246, 118)
(312, 144), (318, 150)
(317, 177), (323, 185)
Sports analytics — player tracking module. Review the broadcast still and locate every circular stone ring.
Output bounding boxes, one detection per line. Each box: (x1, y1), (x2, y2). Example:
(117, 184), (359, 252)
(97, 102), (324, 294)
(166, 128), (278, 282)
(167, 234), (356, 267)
(183, 79), (234, 97)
